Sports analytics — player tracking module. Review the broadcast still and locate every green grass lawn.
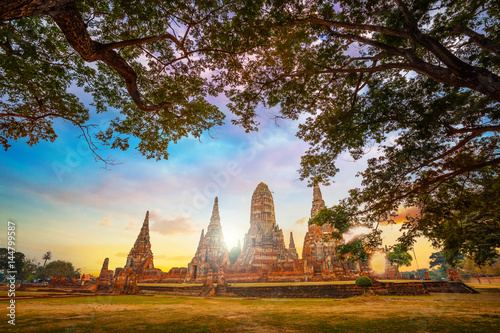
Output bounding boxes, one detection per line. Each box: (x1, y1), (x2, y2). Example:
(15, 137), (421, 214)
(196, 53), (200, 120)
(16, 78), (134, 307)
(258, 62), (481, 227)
(1, 291), (498, 332)
(467, 282), (500, 290)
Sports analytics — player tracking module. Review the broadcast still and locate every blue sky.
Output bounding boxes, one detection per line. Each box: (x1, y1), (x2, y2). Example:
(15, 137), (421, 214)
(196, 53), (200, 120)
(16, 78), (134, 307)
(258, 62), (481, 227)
(0, 94), (434, 274)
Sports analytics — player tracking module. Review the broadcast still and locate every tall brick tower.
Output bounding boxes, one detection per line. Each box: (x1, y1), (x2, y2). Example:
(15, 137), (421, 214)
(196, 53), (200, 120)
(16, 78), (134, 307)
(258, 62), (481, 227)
(125, 211), (155, 270)
(235, 182), (296, 267)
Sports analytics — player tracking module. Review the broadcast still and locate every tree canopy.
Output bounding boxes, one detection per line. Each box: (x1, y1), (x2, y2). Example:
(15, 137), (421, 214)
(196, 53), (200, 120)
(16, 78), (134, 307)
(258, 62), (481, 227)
(44, 260), (80, 278)
(0, 248), (25, 275)
(387, 244), (412, 278)
(1, 1), (499, 265)
(1, 0), (230, 162)
(216, 0), (499, 266)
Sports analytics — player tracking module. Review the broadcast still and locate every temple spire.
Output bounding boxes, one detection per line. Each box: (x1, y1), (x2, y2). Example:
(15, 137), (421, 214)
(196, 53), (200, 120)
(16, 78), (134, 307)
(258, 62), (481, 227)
(134, 210), (150, 246)
(143, 210), (149, 227)
(209, 197), (221, 226)
(289, 232), (296, 250)
(289, 232), (299, 260)
(125, 211), (154, 269)
(310, 184), (326, 219)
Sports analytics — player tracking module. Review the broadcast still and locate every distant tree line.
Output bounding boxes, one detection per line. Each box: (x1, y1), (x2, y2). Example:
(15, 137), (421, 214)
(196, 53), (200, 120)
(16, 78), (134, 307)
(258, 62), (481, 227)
(0, 248), (80, 282)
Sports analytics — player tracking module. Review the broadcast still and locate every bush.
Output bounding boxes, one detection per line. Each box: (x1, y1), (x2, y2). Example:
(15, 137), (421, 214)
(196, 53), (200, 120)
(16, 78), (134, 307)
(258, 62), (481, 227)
(355, 276), (373, 288)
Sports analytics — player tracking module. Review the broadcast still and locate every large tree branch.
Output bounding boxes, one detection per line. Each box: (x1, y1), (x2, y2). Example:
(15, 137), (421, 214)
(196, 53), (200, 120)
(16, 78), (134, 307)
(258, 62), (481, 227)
(100, 33), (184, 52)
(308, 16), (411, 39)
(397, 133), (480, 189)
(48, 1), (174, 113)
(367, 157), (500, 213)
(0, 111), (64, 121)
(394, 0), (470, 74)
(452, 25), (500, 57)
(393, 0), (418, 29)
(0, 0), (72, 21)
(447, 125), (500, 135)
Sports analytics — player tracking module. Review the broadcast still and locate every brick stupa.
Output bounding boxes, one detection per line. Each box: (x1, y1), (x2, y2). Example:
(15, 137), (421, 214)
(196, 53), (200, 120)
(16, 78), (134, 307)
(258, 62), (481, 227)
(235, 182), (297, 267)
(122, 211), (163, 281)
(302, 184), (349, 280)
(187, 197), (230, 282)
(126, 211), (155, 270)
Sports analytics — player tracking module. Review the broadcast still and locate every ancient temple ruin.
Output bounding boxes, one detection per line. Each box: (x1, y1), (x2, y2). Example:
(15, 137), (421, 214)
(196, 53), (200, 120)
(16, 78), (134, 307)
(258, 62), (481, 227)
(302, 184), (354, 280)
(187, 197), (230, 282)
(105, 182), (373, 285)
(234, 182), (297, 267)
(116, 211), (186, 282)
(289, 232), (299, 261)
(125, 211), (155, 271)
(120, 211), (163, 281)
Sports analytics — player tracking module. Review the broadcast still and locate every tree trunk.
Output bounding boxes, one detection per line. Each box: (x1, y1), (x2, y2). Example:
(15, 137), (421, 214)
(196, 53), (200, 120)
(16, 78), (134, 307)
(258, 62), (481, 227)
(0, 0), (72, 21)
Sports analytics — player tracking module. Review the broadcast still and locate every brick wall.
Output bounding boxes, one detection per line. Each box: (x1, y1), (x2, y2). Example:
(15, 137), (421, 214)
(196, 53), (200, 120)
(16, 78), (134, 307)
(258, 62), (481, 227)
(138, 281), (475, 298)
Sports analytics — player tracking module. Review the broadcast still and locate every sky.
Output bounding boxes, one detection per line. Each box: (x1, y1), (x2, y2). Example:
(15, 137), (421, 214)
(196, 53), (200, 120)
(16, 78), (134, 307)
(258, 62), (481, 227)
(0, 92), (437, 275)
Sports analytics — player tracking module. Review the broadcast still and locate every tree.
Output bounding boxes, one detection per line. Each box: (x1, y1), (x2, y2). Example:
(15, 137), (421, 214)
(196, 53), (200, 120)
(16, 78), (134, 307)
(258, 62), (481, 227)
(459, 256), (500, 283)
(386, 244), (412, 279)
(44, 260), (80, 279)
(429, 251), (448, 278)
(42, 251), (52, 268)
(217, 0), (500, 265)
(355, 275), (373, 295)
(228, 246), (241, 265)
(19, 258), (40, 282)
(0, 248), (25, 276)
(1, 0), (231, 163)
(429, 250), (464, 278)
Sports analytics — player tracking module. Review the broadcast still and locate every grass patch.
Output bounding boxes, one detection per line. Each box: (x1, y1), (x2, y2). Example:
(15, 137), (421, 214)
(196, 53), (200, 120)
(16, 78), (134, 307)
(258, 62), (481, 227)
(467, 283), (500, 290)
(0, 291), (498, 332)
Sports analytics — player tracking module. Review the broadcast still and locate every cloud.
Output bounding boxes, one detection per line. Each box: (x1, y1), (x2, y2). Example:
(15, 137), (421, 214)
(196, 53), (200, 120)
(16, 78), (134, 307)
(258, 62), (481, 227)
(114, 252), (128, 257)
(295, 217), (308, 225)
(149, 211), (201, 235)
(154, 254), (168, 260)
(99, 216), (113, 227)
(124, 221), (136, 231)
(392, 207), (420, 224)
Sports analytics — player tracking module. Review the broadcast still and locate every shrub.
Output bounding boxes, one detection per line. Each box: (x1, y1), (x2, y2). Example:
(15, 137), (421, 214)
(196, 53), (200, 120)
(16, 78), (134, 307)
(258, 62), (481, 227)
(355, 276), (373, 288)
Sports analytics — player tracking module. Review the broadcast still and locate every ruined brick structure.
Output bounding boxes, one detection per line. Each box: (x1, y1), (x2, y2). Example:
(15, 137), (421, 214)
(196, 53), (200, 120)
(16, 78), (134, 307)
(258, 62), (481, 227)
(447, 269), (461, 282)
(288, 232), (299, 261)
(187, 197), (230, 282)
(116, 211), (186, 282)
(96, 258), (114, 292)
(113, 267), (139, 294)
(234, 182), (298, 267)
(122, 211), (164, 281)
(382, 245), (403, 279)
(98, 258), (114, 281)
(302, 184), (358, 280)
(106, 182), (374, 285)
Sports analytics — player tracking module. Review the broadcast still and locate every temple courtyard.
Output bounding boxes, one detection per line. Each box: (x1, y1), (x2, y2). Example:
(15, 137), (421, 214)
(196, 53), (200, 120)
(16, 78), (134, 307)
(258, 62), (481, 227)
(1, 283), (499, 332)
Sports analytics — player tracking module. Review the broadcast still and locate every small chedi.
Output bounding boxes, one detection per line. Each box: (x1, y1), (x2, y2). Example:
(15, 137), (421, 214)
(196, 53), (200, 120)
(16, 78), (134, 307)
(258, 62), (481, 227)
(118, 211), (164, 281)
(96, 258), (114, 292)
(187, 197), (230, 282)
(113, 211), (187, 285)
(103, 181), (374, 287)
(302, 184), (356, 281)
